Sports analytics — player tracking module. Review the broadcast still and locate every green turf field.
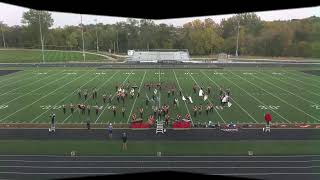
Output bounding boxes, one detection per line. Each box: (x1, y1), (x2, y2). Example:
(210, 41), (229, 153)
(0, 67), (319, 125)
(0, 49), (109, 63)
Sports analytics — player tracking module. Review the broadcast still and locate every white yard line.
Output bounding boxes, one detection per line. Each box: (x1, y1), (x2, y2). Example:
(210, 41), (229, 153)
(61, 71), (119, 124)
(127, 71), (146, 123)
(62, 71), (119, 124)
(0, 70), (66, 107)
(258, 71), (320, 99)
(202, 71), (258, 123)
(173, 69), (194, 126)
(232, 71), (320, 121)
(0, 72), (85, 122)
(188, 70), (226, 123)
(94, 70), (133, 123)
(0, 70), (59, 97)
(222, 71), (291, 123)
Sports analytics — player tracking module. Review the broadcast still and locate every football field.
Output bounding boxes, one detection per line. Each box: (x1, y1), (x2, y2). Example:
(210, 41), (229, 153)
(0, 67), (319, 126)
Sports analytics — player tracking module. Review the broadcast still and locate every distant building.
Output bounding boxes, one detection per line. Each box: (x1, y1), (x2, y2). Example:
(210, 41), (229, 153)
(127, 49), (190, 63)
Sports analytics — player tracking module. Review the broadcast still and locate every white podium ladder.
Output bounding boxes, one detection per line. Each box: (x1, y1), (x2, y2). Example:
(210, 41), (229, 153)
(156, 120), (164, 134)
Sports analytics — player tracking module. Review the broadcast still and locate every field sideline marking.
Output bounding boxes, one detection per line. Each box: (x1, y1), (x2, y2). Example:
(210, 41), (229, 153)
(95, 70), (133, 123)
(233, 71), (320, 122)
(227, 71), (291, 123)
(0, 70), (65, 108)
(282, 70), (320, 90)
(0, 72), (85, 122)
(258, 71), (320, 100)
(32, 70), (103, 123)
(202, 71), (258, 123)
(127, 71), (146, 123)
(61, 71), (119, 124)
(173, 70), (194, 126)
(188, 70), (226, 124)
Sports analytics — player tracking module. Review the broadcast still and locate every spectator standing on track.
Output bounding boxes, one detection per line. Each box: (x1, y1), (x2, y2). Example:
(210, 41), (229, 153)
(122, 132), (127, 150)
(108, 123), (113, 139)
(264, 112), (272, 126)
(49, 112), (56, 132)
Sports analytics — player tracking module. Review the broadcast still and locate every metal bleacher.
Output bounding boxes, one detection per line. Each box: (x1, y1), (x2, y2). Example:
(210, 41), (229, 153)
(127, 49), (190, 63)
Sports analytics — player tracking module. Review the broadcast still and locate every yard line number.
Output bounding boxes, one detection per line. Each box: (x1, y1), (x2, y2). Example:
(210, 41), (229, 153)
(40, 105), (61, 110)
(259, 105), (280, 110)
(312, 104), (320, 110)
(0, 105), (8, 109)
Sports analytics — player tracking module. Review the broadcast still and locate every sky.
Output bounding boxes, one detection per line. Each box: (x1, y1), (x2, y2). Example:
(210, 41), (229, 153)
(0, 2), (319, 28)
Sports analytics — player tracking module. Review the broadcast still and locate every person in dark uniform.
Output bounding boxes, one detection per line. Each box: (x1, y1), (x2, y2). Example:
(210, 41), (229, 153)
(77, 89), (81, 99)
(95, 105), (99, 115)
(70, 103), (74, 114)
(137, 92), (140, 98)
(102, 94), (107, 104)
(139, 107), (144, 118)
(122, 132), (127, 150)
(193, 105), (197, 117)
(112, 105), (116, 117)
(168, 90), (171, 98)
(87, 105), (91, 116)
(86, 119), (91, 130)
(179, 90), (182, 97)
(145, 98), (149, 106)
(108, 94), (112, 103)
(62, 104), (66, 114)
(226, 88), (231, 96)
(193, 84), (197, 94)
(84, 90), (88, 100)
(207, 87), (211, 94)
(122, 107), (126, 118)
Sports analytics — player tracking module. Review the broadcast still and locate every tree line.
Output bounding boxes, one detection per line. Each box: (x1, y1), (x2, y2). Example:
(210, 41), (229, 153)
(0, 9), (320, 58)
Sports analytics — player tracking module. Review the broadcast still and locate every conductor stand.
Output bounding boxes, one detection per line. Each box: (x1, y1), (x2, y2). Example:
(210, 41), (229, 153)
(156, 118), (165, 134)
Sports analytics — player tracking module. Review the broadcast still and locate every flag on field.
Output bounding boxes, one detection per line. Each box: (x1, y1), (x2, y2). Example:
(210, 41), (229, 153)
(146, 93), (150, 101)
(154, 89), (157, 95)
(182, 96), (186, 101)
(188, 96), (193, 103)
(227, 102), (232, 107)
(199, 89), (204, 97)
(204, 94), (208, 101)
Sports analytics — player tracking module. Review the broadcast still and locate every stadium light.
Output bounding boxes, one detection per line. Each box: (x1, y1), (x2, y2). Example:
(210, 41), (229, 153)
(80, 14), (85, 62)
(0, 25), (5, 48)
(94, 18), (99, 52)
(235, 20), (240, 57)
(38, 11), (45, 63)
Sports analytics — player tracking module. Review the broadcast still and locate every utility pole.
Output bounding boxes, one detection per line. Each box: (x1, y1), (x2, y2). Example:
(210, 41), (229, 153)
(38, 11), (45, 63)
(0, 22), (6, 48)
(80, 14), (85, 62)
(94, 19), (99, 52)
(235, 20), (240, 57)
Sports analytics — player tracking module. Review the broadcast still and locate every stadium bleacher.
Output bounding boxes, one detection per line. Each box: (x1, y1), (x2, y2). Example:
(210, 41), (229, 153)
(127, 49), (190, 63)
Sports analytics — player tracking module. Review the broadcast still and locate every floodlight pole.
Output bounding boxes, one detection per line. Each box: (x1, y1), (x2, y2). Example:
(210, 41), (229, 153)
(235, 20), (240, 57)
(38, 11), (45, 63)
(0, 22), (6, 48)
(94, 19), (99, 52)
(81, 14), (85, 62)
